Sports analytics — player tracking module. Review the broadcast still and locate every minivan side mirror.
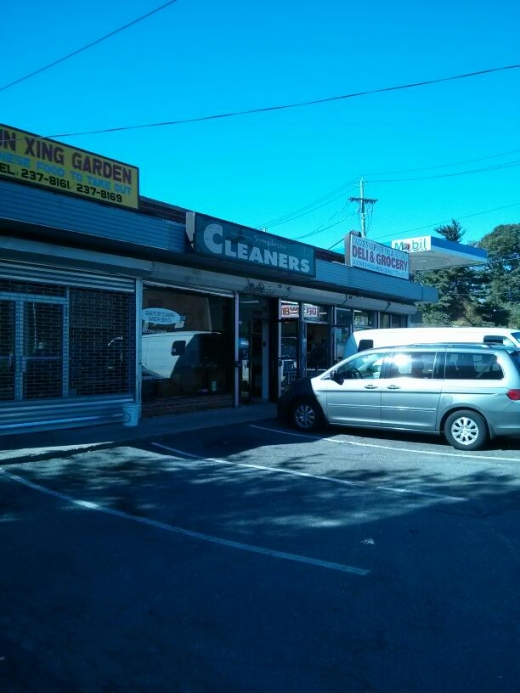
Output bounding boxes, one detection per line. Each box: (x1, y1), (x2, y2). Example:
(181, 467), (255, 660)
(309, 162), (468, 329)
(171, 340), (186, 356)
(330, 369), (345, 385)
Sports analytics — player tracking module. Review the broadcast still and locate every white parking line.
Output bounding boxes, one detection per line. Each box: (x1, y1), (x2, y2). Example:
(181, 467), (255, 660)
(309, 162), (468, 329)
(251, 424), (518, 465)
(0, 468), (369, 577)
(151, 442), (466, 502)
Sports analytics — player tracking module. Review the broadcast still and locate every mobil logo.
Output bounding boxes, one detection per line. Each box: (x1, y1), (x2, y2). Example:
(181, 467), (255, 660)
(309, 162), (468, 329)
(392, 236), (430, 253)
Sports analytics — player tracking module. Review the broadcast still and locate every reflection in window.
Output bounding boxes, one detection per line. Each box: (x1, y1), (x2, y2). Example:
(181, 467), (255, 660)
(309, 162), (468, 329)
(387, 352), (437, 379)
(353, 309), (375, 330)
(336, 352), (385, 380)
(142, 286), (233, 400)
(445, 352), (504, 380)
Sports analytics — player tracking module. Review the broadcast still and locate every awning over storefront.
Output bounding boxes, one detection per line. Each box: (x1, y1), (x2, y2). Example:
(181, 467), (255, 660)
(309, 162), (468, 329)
(391, 235), (487, 271)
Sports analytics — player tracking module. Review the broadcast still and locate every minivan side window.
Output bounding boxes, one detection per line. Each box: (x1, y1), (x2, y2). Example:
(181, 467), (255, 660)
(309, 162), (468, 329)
(336, 352), (386, 380)
(386, 351), (438, 379)
(477, 355), (504, 380)
(445, 352), (504, 380)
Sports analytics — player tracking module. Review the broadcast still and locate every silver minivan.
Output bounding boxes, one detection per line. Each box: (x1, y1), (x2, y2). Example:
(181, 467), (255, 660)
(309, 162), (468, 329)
(277, 343), (520, 450)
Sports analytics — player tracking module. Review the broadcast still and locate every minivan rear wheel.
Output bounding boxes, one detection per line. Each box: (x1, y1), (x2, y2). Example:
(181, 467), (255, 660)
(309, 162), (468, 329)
(291, 397), (323, 432)
(444, 409), (488, 451)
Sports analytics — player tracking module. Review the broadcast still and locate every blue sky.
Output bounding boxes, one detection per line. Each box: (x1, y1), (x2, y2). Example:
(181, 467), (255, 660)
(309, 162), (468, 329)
(2, 0), (519, 251)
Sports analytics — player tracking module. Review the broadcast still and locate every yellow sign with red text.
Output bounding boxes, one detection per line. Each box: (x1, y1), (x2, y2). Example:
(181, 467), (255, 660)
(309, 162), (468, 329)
(0, 123), (139, 209)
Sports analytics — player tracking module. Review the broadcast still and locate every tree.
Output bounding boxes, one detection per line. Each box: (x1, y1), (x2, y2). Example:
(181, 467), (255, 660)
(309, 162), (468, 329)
(477, 224), (520, 326)
(415, 220), (482, 326)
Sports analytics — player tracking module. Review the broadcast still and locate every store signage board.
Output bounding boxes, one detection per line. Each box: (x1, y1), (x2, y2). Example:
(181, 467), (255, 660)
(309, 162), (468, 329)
(142, 308), (184, 325)
(193, 213), (316, 277)
(280, 302), (320, 319)
(0, 123), (139, 209)
(391, 236), (431, 252)
(345, 233), (409, 279)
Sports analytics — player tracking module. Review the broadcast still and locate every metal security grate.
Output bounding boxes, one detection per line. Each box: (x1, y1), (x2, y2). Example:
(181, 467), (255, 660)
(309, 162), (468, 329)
(0, 279), (66, 297)
(69, 288), (135, 397)
(0, 278), (135, 402)
(23, 301), (64, 399)
(0, 300), (15, 401)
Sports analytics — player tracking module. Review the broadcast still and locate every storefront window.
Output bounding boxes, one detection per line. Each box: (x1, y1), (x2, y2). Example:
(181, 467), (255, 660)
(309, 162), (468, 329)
(333, 308), (352, 363)
(353, 309), (375, 330)
(380, 313), (407, 329)
(142, 286), (233, 400)
(305, 304), (330, 377)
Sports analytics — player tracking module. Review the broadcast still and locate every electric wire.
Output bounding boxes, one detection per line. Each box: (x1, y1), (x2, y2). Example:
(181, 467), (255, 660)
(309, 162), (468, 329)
(0, 0), (180, 94)
(44, 63), (520, 139)
(298, 213), (357, 242)
(326, 201), (520, 250)
(373, 201), (520, 241)
(370, 159), (520, 183)
(294, 208), (356, 241)
(262, 147), (520, 234)
(365, 147), (520, 176)
(260, 179), (358, 229)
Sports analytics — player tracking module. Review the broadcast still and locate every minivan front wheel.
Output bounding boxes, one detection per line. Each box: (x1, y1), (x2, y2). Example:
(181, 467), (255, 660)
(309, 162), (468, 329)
(291, 397), (323, 432)
(444, 409), (488, 451)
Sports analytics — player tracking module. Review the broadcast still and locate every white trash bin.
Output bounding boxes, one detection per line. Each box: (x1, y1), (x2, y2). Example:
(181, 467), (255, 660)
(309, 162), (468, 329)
(122, 403), (141, 427)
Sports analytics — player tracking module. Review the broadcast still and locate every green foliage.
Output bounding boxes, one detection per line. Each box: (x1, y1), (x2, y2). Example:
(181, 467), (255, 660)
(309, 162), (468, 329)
(416, 220), (481, 326)
(477, 225), (520, 323)
(417, 221), (520, 328)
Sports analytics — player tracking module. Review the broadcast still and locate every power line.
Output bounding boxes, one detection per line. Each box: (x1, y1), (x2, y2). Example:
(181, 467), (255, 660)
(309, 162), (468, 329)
(370, 159), (520, 183)
(264, 149), (520, 232)
(295, 209), (356, 241)
(326, 201), (520, 251)
(373, 201), (520, 242)
(263, 147), (520, 235)
(327, 238), (346, 251)
(364, 147), (520, 176)
(45, 63), (520, 139)
(260, 179), (358, 229)
(0, 0), (180, 94)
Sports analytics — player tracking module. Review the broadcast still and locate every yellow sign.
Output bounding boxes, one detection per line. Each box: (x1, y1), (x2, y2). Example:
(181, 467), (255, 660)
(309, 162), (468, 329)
(0, 123), (139, 209)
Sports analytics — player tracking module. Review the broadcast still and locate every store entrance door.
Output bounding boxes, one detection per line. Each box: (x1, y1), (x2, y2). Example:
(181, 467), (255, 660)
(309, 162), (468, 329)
(239, 295), (270, 403)
(0, 295), (66, 402)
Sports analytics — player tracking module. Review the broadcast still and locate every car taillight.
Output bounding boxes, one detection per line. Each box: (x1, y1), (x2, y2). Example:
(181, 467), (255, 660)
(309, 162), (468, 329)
(506, 389), (520, 401)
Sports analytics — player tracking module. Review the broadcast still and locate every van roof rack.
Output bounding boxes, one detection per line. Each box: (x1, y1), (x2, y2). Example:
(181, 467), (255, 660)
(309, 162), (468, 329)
(393, 342), (515, 350)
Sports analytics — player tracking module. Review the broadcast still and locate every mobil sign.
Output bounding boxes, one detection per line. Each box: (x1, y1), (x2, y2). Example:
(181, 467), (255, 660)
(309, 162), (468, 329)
(391, 236), (432, 253)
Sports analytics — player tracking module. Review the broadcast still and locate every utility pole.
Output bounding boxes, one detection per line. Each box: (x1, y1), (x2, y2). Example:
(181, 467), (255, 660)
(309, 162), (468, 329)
(349, 177), (377, 237)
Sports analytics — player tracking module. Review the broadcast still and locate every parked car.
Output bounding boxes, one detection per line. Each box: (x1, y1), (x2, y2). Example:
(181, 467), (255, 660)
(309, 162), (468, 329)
(277, 343), (520, 451)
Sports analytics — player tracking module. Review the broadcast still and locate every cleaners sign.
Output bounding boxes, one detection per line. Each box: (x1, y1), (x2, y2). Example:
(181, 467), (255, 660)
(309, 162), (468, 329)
(193, 214), (316, 277)
(0, 123), (139, 209)
(345, 233), (409, 279)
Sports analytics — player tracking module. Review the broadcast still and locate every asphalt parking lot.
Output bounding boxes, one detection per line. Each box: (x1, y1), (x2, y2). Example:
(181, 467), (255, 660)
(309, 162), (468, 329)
(2, 418), (520, 692)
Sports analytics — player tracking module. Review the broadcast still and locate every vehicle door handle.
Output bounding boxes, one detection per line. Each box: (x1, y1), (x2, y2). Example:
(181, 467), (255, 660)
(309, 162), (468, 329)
(364, 384), (378, 389)
(386, 384), (401, 390)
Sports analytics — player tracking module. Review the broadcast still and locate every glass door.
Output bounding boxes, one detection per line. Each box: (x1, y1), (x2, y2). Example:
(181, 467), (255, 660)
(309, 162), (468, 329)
(239, 295), (270, 403)
(279, 318), (298, 394)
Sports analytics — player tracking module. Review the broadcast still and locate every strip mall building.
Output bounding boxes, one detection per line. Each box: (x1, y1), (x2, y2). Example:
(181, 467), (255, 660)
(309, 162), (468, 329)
(0, 123), (486, 434)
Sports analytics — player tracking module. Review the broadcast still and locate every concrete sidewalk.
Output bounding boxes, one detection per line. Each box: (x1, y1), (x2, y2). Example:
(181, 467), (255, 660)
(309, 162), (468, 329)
(0, 402), (278, 465)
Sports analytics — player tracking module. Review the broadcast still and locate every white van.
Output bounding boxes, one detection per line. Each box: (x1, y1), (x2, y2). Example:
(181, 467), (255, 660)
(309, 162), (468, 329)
(344, 327), (520, 357)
